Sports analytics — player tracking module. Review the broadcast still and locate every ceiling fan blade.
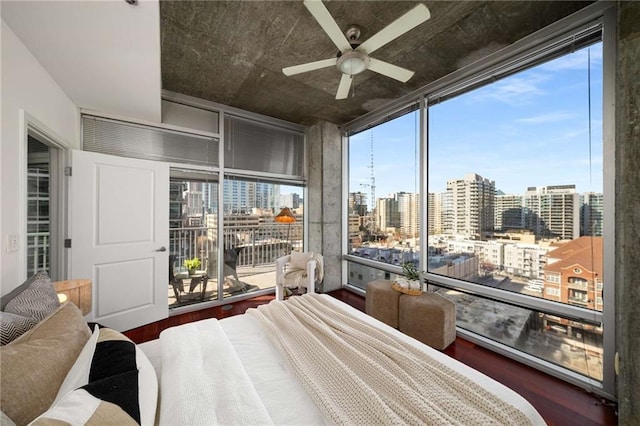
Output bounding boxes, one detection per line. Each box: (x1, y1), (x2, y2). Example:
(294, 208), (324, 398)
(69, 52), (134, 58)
(356, 4), (430, 55)
(368, 58), (415, 82)
(303, 0), (352, 52)
(282, 58), (337, 76)
(336, 73), (352, 99)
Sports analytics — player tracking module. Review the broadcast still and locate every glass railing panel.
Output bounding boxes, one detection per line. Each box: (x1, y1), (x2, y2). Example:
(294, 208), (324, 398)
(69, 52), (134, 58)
(432, 285), (603, 381)
(220, 222), (302, 299)
(347, 261), (404, 291)
(168, 222), (303, 308)
(169, 226), (217, 308)
(347, 259), (604, 381)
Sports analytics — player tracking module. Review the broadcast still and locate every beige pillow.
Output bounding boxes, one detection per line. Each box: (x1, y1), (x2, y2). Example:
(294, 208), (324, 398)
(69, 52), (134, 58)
(0, 303), (91, 425)
(289, 251), (313, 270)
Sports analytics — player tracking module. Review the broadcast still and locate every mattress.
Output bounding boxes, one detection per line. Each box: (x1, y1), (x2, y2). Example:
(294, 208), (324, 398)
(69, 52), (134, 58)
(139, 295), (545, 425)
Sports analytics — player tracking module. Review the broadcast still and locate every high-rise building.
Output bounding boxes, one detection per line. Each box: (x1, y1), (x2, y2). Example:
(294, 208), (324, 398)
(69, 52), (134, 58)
(255, 182), (277, 211)
(223, 179), (248, 214)
(185, 182), (204, 217)
(348, 214), (361, 242)
(376, 193), (419, 237)
(376, 197), (393, 232)
(169, 181), (187, 229)
(278, 193), (301, 210)
(199, 181), (217, 213)
(446, 173), (496, 238)
(222, 180), (280, 214)
(524, 185), (579, 240)
(441, 191), (454, 234)
(495, 194), (524, 231)
(581, 192), (604, 237)
(348, 192), (368, 216)
(428, 192), (445, 234)
(397, 192), (419, 237)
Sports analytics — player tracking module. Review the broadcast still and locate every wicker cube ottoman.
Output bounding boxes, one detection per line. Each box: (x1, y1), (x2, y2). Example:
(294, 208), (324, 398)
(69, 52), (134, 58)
(365, 279), (401, 328)
(398, 292), (456, 350)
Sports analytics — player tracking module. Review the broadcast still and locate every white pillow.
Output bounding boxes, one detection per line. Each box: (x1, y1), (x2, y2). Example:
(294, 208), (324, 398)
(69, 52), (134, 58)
(53, 325), (100, 405)
(40, 326), (158, 426)
(289, 252), (313, 270)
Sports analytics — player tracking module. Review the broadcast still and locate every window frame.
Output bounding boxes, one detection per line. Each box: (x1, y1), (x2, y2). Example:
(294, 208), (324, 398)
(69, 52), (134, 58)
(342, 2), (616, 399)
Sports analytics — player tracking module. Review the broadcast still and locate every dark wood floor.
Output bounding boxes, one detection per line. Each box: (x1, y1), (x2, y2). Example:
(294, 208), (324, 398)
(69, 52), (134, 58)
(124, 290), (618, 426)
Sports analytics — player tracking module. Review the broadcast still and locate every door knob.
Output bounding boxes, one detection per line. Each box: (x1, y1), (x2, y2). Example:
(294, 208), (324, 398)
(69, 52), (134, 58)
(156, 246), (167, 252)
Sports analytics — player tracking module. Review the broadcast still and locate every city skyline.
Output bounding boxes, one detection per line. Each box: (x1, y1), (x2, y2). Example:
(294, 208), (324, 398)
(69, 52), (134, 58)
(350, 184), (603, 200)
(349, 42), (603, 200)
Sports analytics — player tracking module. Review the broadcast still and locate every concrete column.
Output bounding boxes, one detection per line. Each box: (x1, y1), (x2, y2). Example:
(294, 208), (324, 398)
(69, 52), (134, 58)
(616, 2), (640, 423)
(307, 121), (342, 292)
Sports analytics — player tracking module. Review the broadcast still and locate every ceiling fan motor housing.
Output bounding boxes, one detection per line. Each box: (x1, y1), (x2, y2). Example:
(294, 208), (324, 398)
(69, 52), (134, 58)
(345, 25), (361, 42)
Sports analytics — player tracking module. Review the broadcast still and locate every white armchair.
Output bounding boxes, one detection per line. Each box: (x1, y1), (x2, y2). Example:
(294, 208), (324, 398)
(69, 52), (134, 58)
(275, 252), (323, 300)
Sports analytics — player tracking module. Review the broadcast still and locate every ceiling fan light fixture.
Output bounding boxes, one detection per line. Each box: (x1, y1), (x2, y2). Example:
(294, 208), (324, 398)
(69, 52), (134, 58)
(337, 51), (369, 75)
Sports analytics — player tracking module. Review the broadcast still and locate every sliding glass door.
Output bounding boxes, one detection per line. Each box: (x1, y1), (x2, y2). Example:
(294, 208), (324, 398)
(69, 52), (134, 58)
(221, 175), (304, 298)
(168, 169), (219, 308)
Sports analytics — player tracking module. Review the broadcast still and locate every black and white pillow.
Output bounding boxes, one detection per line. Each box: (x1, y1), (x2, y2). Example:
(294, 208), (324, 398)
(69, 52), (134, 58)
(0, 271), (60, 345)
(0, 312), (37, 345)
(32, 326), (158, 425)
(4, 271), (60, 320)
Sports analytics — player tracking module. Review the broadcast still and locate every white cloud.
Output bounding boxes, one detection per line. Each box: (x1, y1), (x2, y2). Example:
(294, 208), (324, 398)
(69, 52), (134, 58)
(516, 111), (578, 124)
(467, 72), (549, 106)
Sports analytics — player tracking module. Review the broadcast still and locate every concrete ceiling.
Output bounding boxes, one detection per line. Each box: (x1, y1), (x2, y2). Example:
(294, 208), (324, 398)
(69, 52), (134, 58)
(160, 1), (594, 126)
(2, 1), (594, 128)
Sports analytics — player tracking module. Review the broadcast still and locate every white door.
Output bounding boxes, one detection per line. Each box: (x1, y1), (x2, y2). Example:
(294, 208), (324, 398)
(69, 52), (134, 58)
(70, 150), (169, 331)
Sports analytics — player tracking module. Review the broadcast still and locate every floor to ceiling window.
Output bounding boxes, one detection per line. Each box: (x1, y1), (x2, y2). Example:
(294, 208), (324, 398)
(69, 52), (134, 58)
(427, 40), (604, 381)
(347, 110), (419, 287)
(345, 15), (613, 397)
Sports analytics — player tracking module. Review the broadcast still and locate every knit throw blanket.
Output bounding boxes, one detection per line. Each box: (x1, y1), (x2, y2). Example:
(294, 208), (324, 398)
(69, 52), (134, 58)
(248, 294), (537, 426)
(282, 252), (324, 291)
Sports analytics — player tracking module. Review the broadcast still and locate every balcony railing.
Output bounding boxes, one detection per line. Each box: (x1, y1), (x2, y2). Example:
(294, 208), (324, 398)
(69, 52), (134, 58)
(27, 232), (49, 277)
(169, 223), (303, 273)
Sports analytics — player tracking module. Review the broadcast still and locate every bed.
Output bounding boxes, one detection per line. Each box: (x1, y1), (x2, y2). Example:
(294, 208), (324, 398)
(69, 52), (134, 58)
(139, 293), (546, 425)
(1, 272), (545, 425)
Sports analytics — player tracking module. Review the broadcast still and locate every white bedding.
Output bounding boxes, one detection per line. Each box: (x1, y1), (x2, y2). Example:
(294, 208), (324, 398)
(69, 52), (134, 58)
(139, 295), (545, 425)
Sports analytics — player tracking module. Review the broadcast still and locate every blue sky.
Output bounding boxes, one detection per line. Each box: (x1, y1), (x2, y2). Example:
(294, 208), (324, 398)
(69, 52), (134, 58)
(349, 43), (603, 201)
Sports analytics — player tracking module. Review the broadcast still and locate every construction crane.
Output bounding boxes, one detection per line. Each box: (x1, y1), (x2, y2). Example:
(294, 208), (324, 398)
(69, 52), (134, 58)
(368, 130), (376, 213)
(358, 131), (377, 239)
(359, 130), (376, 214)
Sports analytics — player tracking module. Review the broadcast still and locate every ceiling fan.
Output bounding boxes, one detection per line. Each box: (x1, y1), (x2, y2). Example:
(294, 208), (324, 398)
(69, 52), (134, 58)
(282, 0), (431, 99)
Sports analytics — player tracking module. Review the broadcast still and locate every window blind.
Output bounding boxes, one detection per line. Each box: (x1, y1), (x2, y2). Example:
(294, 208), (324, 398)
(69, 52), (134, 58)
(224, 115), (304, 178)
(82, 115), (219, 167)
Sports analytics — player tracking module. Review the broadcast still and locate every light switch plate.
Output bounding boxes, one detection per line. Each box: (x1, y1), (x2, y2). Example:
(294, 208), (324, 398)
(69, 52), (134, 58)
(7, 235), (18, 253)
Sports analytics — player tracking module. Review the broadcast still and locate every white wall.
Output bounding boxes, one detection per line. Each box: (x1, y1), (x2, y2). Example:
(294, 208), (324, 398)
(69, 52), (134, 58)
(1, 0), (161, 123)
(1, 19), (79, 294)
